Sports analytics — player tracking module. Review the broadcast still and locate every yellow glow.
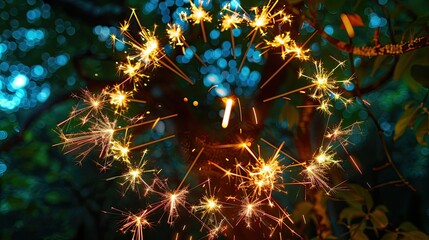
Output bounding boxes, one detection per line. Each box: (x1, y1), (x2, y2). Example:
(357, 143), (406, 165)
(246, 204), (253, 212)
(129, 169), (141, 178)
(91, 100), (100, 108)
(221, 13), (242, 31)
(221, 98), (233, 128)
(340, 13), (355, 38)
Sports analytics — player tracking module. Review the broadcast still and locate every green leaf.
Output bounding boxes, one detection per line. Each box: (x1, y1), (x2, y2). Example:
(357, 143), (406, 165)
(5, 196), (27, 211)
(339, 184), (373, 211)
(279, 102), (299, 129)
(371, 55), (391, 77)
(340, 207), (366, 224)
(45, 191), (62, 204)
(411, 14), (429, 26)
(323, 0), (345, 11)
(411, 64), (429, 88)
(370, 209), (389, 229)
(351, 230), (369, 240)
(381, 232), (398, 240)
(405, 231), (429, 240)
(375, 205), (388, 213)
(323, 236), (339, 240)
(399, 221), (418, 231)
(286, 0), (303, 4)
(394, 106), (420, 141)
(394, 51), (416, 80)
(414, 116), (429, 145)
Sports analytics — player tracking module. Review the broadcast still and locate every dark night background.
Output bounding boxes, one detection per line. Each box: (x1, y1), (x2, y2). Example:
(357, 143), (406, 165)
(1, 0), (429, 239)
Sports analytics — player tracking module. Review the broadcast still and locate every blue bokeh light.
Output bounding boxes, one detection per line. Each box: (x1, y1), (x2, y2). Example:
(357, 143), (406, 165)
(10, 74), (29, 90)
(324, 25), (334, 35)
(344, 82), (355, 91)
(368, 13), (387, 28)
(31, 65), (45, 78)
(0, 161), (7, 176)
(0, 131), (8, 140)
(210, 29), (220, 40)
(36, 84), (50, 102)
(55, 54), (68, 66)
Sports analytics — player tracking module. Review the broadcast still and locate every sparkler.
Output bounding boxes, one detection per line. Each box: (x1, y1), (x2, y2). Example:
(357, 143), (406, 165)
(56, 114), (116, 163)
(259, 30), (316, 89)
(107, 149), (157, 195)
(325, 121), (363, 174)
(116, 208), (152, 240)
(185, 0), (213, 43)
(210, 141), (288, 199)
(148, 178), (190, 225)
(263, 59), (354, 116)
(113, 11), (194, 85)
(167, 23), (207, 66)
(238, 0), (283, 72)
(237, 196), (265, 228)
(57, 89), (106, 127)
(191, 180), (230, 234)
(302, 163), (332, 193)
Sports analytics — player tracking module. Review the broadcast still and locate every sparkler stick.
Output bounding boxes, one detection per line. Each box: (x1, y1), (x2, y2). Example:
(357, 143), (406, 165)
(237, 97), (243, 122)
(242, 143), (258, 161)
(208, 161), (251, 180)
(263, 83), (317, 102)
(252, 106), (258, 124)
(128, 135), (176, 151)
(128, 99), (147, 104)
(208, 143), (245, 148)
(115, 114), (178, 131)
(296, 104), (319, 108)
(159, 57), (194, 85)
(178, 147), (205, 189)
(238, 30), (257, 72)
(260, 138), (301, 164)
(201, 21), (208, 43)
(151, 117), (160, 129)
(181, 39), (207, 66)
(349, 155), (363, 175)
(231, 29), (236, 58)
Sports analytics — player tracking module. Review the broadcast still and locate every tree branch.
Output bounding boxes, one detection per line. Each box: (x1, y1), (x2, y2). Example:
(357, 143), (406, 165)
(309, 20), (429, 56)
(0, 91), (72, 152)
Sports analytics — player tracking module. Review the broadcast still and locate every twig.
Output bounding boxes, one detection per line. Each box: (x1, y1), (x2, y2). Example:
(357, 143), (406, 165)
(369, 180), (405, 191)
(347, 38), (416, 192)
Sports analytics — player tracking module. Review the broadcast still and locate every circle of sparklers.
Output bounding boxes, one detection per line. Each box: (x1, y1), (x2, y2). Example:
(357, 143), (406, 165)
(56, 1), (362, 239)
